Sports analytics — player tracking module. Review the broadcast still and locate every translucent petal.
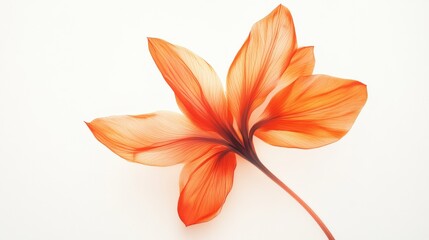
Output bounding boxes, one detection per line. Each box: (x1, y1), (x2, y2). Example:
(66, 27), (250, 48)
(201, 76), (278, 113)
(178, 150), (236, 226)
(87, 111), (221, 166)
(255, 75), (367, 149)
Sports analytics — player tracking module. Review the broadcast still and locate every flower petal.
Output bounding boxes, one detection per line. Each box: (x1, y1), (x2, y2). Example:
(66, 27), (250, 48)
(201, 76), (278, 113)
(86, 111), (221, 166)
(281, 46), (315, 88)
(148, 38), (231, 133)
(249, 47), (315, 126)
(227, 4), (297, 130)
(255, 75), (367, 149)
(178, 150), (236, 226)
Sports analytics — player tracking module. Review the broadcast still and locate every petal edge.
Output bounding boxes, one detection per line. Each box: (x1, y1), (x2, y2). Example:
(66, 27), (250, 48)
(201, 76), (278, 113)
(87, 111), (220, 166)
(255, 75), (367, 149)
(227, 5), (297, 130)
(178, 150), (236, 226)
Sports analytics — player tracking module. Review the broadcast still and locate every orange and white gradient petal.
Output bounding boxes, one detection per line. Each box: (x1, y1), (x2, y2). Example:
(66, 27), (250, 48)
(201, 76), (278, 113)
(227, 5), (297, 130)
(87, 4), (367, 239)
(86, 111), (222, 166)
(249, 46), (315, 126)
(148, 38), (231, 133)
(255, 75), (367, 149)
(178, 150), (236, 226)
(281, 46), (315, 88)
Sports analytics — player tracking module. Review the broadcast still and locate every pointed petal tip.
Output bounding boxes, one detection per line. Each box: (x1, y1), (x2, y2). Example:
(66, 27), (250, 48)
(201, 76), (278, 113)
(274, 4), (291, 13)
(84, 120), (92, 129)
(276, 4), (286, 9)
(85, 119), (99, 135)
(147, 37), (162, 48)
(147, 37), (155, 46)
(263, 4), (291, 21)
(178, 210), (197, 227)
(349, 79), (368, 91)
(181, 218), (194, 227)
(179, 212), (207, 227)
(147, 37), (165, 44)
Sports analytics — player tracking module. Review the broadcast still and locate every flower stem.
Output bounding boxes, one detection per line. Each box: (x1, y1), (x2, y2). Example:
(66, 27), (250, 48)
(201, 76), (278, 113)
(249, 156), (335, 240)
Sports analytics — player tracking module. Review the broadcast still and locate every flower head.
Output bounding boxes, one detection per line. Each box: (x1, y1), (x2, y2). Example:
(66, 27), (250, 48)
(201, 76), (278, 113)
(87, 5), (366, 239)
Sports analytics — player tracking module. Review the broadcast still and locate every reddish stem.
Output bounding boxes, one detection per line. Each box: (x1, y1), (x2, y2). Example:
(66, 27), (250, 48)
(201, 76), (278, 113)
(240, 115), (334, 239)
(249, 155), (335, 240)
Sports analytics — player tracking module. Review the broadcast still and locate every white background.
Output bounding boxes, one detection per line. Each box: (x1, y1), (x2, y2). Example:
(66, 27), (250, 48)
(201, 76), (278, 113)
(1, 0), (428, 239)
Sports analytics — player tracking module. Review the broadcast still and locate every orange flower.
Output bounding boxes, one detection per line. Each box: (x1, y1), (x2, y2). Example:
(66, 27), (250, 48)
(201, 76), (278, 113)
(86, 5), (366, 239)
